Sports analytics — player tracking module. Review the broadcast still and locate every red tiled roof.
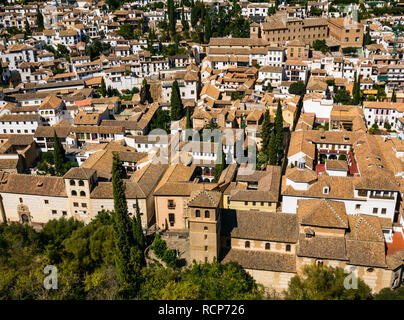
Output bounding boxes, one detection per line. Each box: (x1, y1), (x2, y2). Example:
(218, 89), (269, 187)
(348, 151), (359, 175)
(315, 163), (325, 175)
(75, 98), (92, 106)
(387, 230), (404, 255)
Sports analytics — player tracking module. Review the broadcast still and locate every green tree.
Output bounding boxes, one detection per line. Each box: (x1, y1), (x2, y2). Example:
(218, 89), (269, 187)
(261, 109), (271, 154)
(150, 109), (171, 133)
(106, 0), (121, 10)
(256, 149), (268, 170)
(191, 2), (201, 28)
(111, 154), (139, 297)
(185, 107), (192, 129)
(170, 80), (184, 121)
(100, 77), (107, 97)
(334, 88), (352, 105)
(284, 264), (372, 300)
(289, 81), (306, 96)
(117, 24), (134, 40)
(312, 39), (329, 54)
(24, 19), (31, 38)
(275, 101), (284, 164)
(0, 59), (3, 84)
(342, 47), (357, 55)
(204, 12), (212, 43)
(53, 131), (67, 175)
(152, 233), (167, 258)
(132, 198), (146, 253)
(392, 88), (397, 103)
(36, 8), (44, 32)
(363, 27), (372, 46)
(39, 217), (84, 264)
(268, 130), (277, 165)
(352, 72), (361, 105)
(181, 7), (189, 31)
(214, 142), (226, 182)
(140, 261), (265, 299)
(140, 78), (152, 104)
(309, 6), (322, 16)
(167, 0), (176, 35)
(375, 287), (404, 300)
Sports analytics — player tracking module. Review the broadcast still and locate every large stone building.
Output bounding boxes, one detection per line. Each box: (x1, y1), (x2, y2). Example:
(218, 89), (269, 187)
(328, 18), (364, 49)
(188, 192), (404, 294)
(0, 164), (167, 229)
(251, 13), (328, 45)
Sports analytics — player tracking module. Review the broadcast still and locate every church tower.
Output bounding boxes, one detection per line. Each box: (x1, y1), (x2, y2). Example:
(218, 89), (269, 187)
(250, 22), (261, 39)
(188, 189), (222, 263)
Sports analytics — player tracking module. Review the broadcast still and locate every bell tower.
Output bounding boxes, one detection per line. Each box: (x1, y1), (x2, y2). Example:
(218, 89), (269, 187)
(188, 189), (222, 263)
(250, 22), (260, 39)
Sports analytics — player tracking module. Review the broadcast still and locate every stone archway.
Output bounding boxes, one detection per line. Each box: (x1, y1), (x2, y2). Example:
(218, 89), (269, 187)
(17, 204), (31, 225)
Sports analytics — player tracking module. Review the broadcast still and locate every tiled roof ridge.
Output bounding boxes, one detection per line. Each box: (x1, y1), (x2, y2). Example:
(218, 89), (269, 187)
(354, 215), (384, 241)
(324, 198), (347, 227)
(189, 189), (216, 206)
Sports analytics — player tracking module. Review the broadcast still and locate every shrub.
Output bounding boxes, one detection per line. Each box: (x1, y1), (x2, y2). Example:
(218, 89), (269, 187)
(338, 154), (347, 161)
(152, 233), (167, 258)
(162, 249), (177, 268)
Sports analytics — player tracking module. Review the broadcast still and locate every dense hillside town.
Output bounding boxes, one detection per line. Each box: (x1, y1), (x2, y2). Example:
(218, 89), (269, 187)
(0, 0), (404, 300)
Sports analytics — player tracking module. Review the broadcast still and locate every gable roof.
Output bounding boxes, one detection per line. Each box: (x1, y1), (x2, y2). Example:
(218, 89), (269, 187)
(221, 210), (298, 243)
(187, 189), (222, 208)
(298, 199), (349, 229)
(63, 167), (96, 180)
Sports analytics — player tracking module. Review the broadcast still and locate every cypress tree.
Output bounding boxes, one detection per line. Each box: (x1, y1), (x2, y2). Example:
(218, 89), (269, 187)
(181, 8), (189, 31)
(100, 77), (107, 97)
(168, 0), (176, 35)
(261, 109), (271, 153)
(170, 80), (183, 121)
(53, 131), (66, 175)
(140, 78), (149, 104)
(133, 197), (146, 253)
(24, 19), (31, 38)
(363, 28), (371, 46)
(204, 13), (211, 43)
(392, 88), (397, 103)
(36, 8), (44, 32)
(352, 72), (360, 105)
(186, 107), (192, 129)
(111, 154), (139, 296)
(274, 101), (284, 165)
(214, 142), (226, 182)
(0, 59), (3, 84)
(268, 131), (277, 165)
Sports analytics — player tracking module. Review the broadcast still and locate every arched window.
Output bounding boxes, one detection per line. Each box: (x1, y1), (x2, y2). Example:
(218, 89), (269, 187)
(286, 244), (291, 252)
(80, 191), (86, 197)
(196, 210), (200, 217)
(70, 179), (75, 186)
(205, 210), (210, 218)
(245, 241), (250, 248)
(265, 243), (270, 250)
(71, 190), (77, 196)
(204, 226), (208, 231)
(78, 180), (84, 186)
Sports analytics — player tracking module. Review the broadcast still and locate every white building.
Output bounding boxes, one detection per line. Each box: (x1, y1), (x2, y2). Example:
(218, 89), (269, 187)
(302, 94), (334, 122)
